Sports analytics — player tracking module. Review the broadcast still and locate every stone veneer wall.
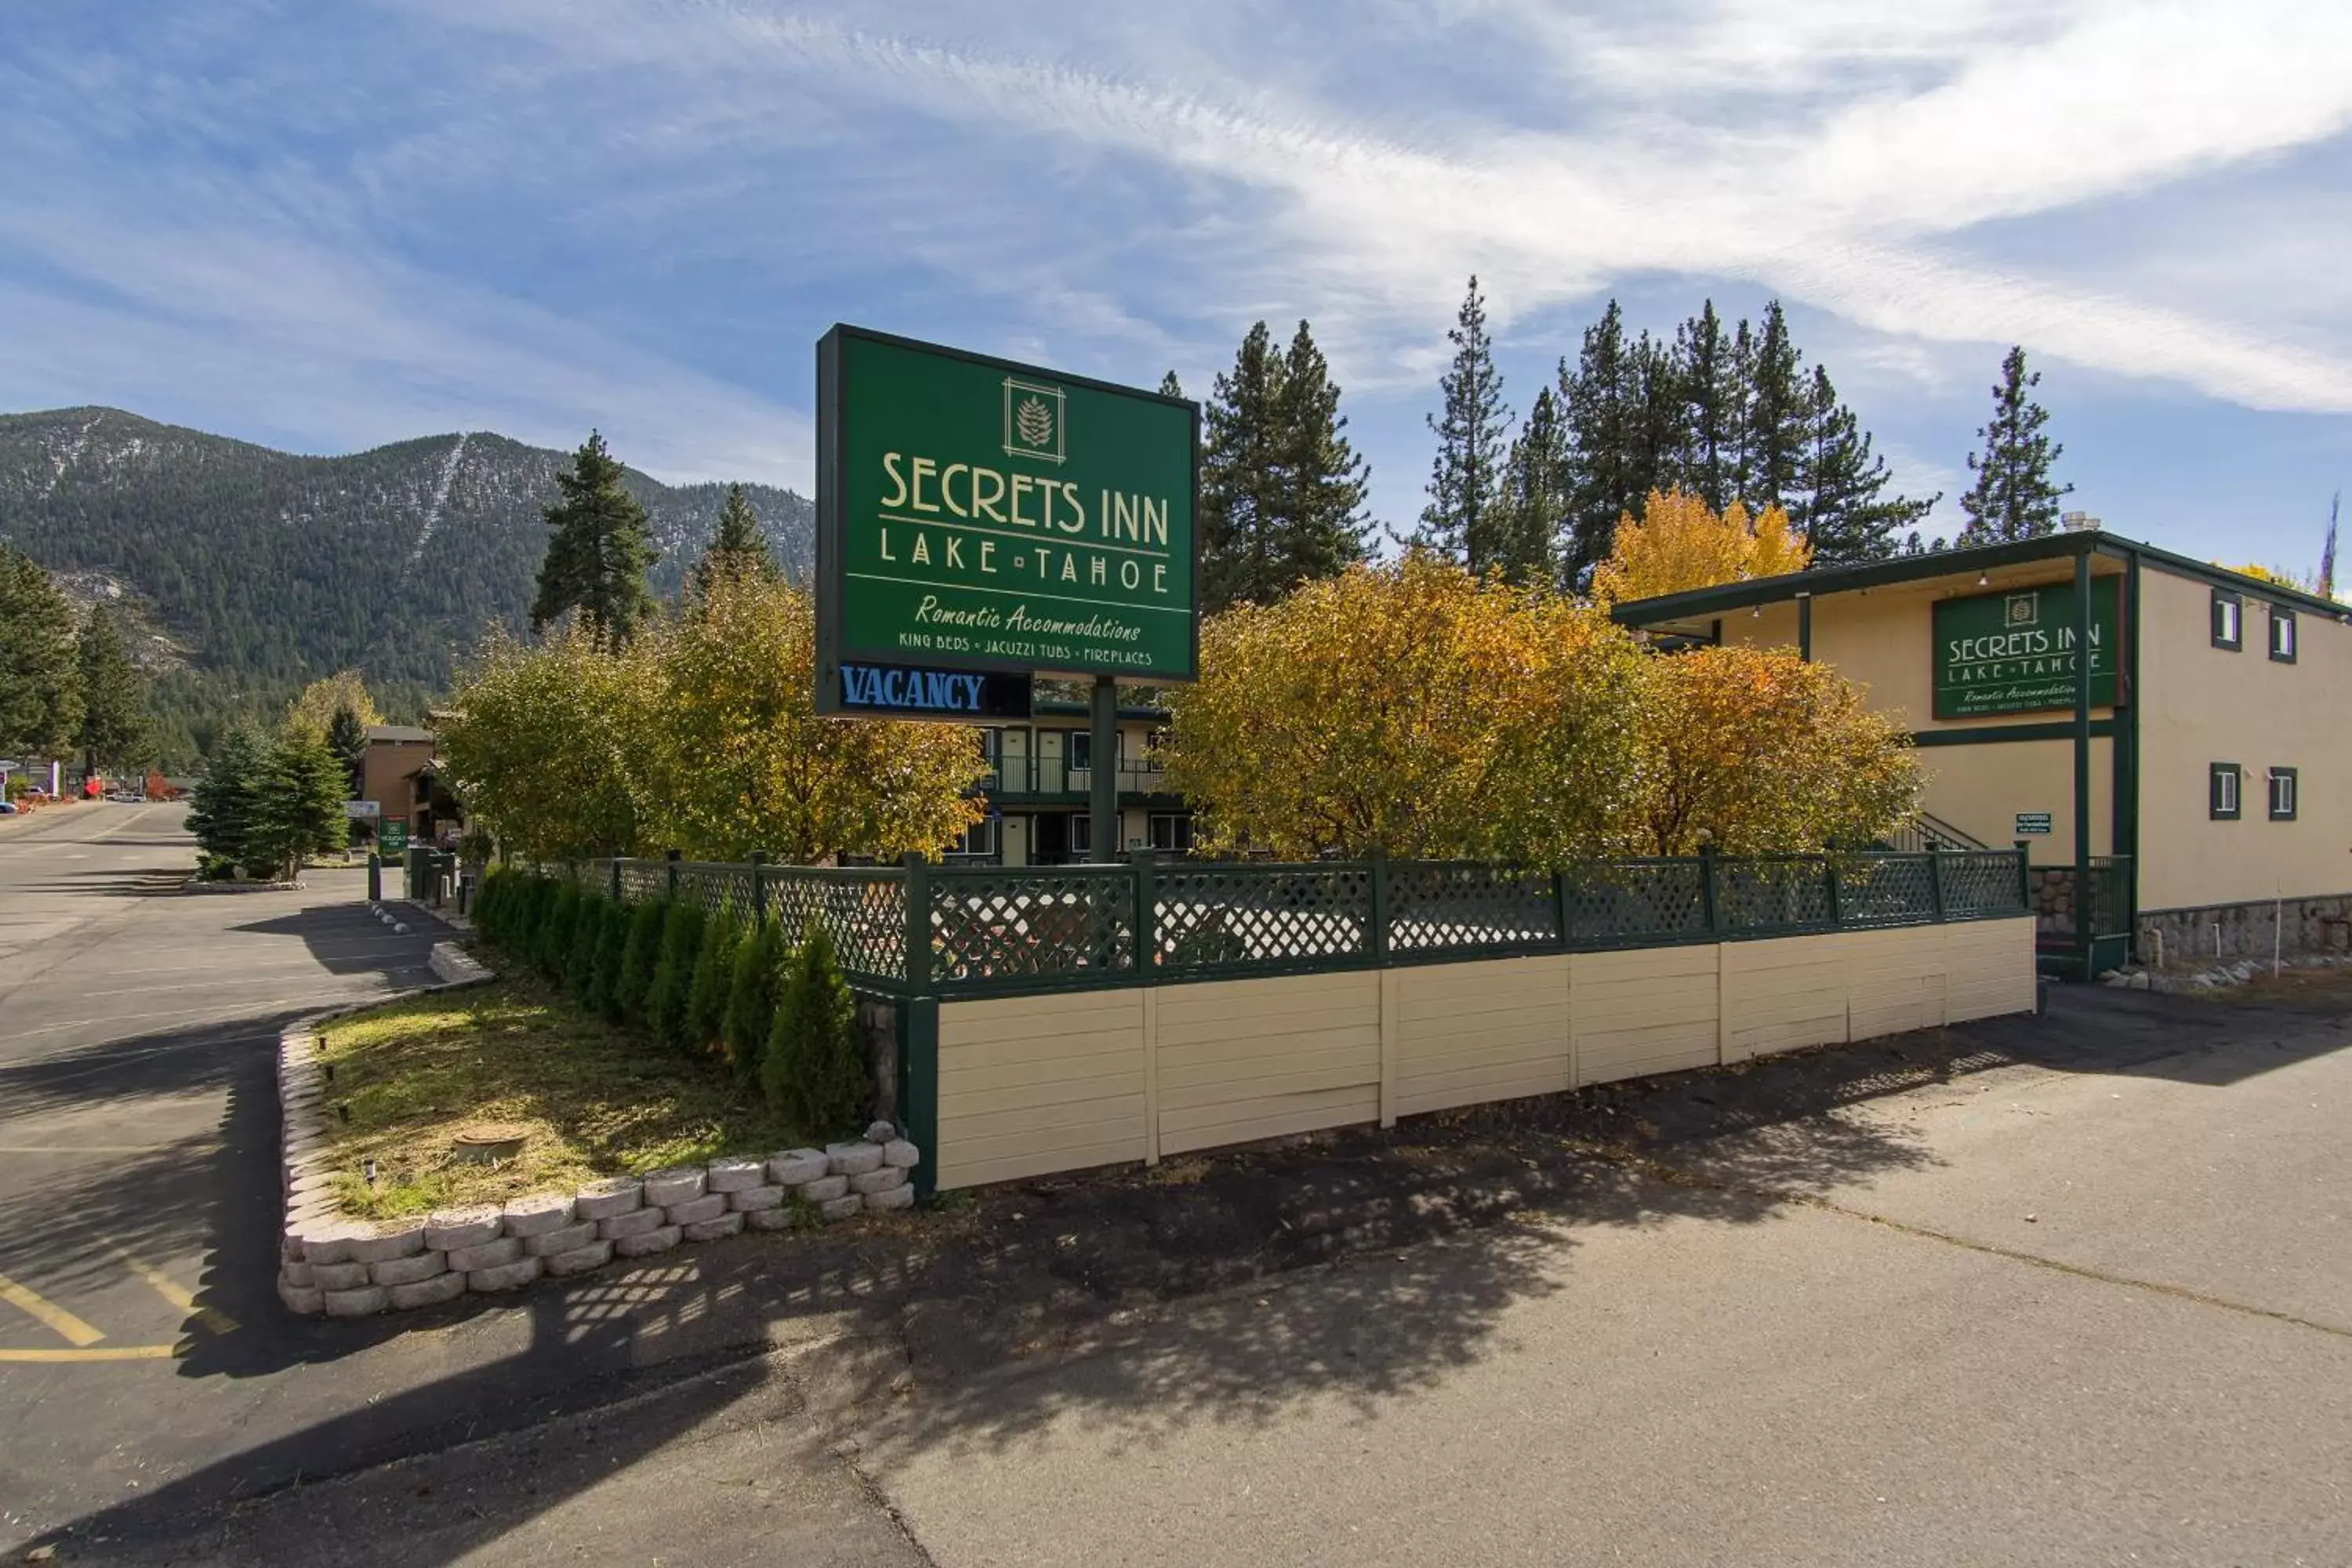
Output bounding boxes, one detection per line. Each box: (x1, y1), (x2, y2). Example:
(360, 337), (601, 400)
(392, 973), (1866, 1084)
(2136, 893), (2352, 967)
(274, 1014), (920, 1318)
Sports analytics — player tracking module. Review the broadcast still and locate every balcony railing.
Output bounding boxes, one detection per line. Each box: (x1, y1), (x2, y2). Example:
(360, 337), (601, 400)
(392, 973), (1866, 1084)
(983, 757), (1173, 799)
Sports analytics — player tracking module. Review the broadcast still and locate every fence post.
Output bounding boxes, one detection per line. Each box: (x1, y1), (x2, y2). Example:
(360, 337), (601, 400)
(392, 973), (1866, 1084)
(609, 855), (622, 902)
(1823, 850), (1842, 928)
(2013, 840), (2031, 913)
(1130, 848), (1157, 975)
(901, 851), (930, 992)
(1552, 862), (1574, 953)
(1699, 844), (1719, 935)
(1367, 848), (1390, 966)
(1927, 844), (1947, 923)
(367, 852), (381, 902)
(666, 847), (681, 898)
(750, 851), (769, 924)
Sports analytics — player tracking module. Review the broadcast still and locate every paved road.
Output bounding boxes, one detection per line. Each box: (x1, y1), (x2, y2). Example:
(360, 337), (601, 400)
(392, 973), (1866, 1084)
(7, 802), (2348, 1563)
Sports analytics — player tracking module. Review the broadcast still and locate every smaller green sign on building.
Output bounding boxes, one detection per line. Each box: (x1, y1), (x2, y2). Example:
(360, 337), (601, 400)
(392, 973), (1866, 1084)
(1933, 579), (2120, 720)
(377, 820), (408, 856)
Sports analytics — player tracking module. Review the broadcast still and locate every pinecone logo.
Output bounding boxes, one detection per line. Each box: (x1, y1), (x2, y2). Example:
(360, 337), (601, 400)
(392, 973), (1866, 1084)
(1016, 396), (1054, 449)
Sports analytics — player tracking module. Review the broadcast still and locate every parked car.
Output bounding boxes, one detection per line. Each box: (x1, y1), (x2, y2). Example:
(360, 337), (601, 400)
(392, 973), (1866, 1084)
(107, 790), (143, 803)
(0, 800), (17, 814)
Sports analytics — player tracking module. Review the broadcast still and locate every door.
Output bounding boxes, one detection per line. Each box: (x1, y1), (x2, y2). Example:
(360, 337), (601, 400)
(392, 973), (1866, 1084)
(1033, 813), (1071, 865)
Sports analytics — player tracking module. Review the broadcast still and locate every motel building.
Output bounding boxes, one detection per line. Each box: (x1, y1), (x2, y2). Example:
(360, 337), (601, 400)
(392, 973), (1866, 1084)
(949, 697), (1189, 866)
(1613, 522), (2351, 978)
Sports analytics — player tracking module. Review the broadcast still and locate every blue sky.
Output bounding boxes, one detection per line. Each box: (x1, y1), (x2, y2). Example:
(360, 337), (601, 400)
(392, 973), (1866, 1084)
(6, 1), (2351, 573)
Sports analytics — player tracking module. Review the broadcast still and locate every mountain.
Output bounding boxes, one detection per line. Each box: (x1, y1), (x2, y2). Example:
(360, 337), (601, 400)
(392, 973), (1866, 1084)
(0, 408), (812, 760)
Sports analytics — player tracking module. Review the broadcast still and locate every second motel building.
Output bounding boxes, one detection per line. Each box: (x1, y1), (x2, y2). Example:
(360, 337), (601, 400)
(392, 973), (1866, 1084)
(1613, 528), (2351, 975)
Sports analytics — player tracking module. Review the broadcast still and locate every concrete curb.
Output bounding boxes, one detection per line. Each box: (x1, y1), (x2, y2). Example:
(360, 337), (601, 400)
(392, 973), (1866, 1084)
(276, 921), (916, 1319)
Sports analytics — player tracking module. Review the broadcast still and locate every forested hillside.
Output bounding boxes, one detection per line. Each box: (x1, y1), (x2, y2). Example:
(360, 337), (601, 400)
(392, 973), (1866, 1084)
(0, 408), (811, 760)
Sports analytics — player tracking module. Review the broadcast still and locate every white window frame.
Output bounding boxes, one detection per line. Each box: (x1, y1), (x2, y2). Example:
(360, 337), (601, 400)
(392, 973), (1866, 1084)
(2269, 767), (2298, 822)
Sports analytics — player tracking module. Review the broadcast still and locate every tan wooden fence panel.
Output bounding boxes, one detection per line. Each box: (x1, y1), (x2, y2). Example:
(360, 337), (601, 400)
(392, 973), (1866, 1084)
(935, 990), (1147, 1189)
(1720, 933), (1854, 1062)
(1154, 971), (1381, 1156)
(1944, 916), (2038, 1022)
(1391, 956), (1573, 1118)
(1569, 946), (1722, 1084)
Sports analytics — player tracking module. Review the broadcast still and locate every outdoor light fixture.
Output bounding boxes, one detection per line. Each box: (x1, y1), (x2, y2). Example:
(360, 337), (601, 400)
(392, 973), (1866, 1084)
(1978, 572), (1990, 586)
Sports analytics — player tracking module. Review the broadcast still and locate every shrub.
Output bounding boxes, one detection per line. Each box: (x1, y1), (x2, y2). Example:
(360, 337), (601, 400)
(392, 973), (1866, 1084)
(476, 869), (512, 946)
(591, 898), (632, 1020)
(686, 908), (743, 1054)
(720, 917), (785, 1080)
(616, 897), (669, 1026)
(538, 884), (580, 980)
(764, 917), (866, 1137)
(647, 901), (708, 1051)
(565, 891), (605, 1007)
(519, 876), (557, 956)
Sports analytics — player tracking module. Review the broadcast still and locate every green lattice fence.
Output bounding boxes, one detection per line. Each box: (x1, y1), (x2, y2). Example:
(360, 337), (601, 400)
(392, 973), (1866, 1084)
(1714, 856), (1835, 934)
(770, 869), (908, 983)
(1561, 861), (1710, 946)
(927, 866), (1133, 983)
(1150, 863), (1372, 976)
(1835, 854), (1940, 927)
(1388, 863), (1557, 957)
(1940, 850), (2027, 920)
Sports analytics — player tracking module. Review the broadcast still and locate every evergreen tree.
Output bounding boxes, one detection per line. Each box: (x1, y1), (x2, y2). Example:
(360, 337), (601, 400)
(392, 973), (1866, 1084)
(720, 917), (786, 1080)
(591, 897), (632, 1020)
(187, 724), (267, 873)
(1494, 386), (1568, 585)
(1270, 321), (1372, 588)
(566, 892), (605, 1006)
(1626, 332), (1692, 513)
(647, 899), (708, 1051)
(1417, 276), (1513, 571)
(246, 728), (349, 880)
(686, 907), (743, 1052)
(763, 917), (866, 1135)
(1158, 370), (1184, 399)
(538, 883), (581, 980)
(1958, 346), (2072, 544)
(1795, 365), (1938, 564)
(1199, 322), (1287, 612)
(75, 604), (151, 779)
(0, 545), (84, 760)
(688, 483), (773, 599)
(1675, 302), (1745, 513)
(325, 702), (368, 794)
(1742, 302), (1810, 512)
(616, 897), (668, 1025)
(1557, 301), (1641, 590)
(531, 430), (659, 645)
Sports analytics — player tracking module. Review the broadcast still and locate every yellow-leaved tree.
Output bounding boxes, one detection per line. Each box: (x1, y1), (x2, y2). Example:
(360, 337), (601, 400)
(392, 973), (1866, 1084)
(636, 575), (989, 862)
(1160, 551), (1644, 863)
(1621, 644), (1918, 856)
(280, 670), (384, 742)
(1590, 488), (1809, 608)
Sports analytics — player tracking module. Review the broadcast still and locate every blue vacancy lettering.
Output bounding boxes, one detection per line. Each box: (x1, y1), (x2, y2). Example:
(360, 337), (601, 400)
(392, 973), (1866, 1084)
(840, 665), (986, 713)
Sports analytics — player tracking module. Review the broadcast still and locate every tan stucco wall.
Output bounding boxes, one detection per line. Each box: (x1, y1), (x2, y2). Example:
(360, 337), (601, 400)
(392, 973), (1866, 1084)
(1916, 739), (2112, 862)
(358, 741), (434, 822)
(932, 919), (2034, 1189)
(2136, 566), (2352, 909)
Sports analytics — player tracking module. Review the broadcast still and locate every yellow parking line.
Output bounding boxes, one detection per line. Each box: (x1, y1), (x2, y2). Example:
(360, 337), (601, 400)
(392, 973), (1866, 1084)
(98, 1237), (238, 1336)
(0, 1345), (183, 1363)
(0, 1271), (104, 1348)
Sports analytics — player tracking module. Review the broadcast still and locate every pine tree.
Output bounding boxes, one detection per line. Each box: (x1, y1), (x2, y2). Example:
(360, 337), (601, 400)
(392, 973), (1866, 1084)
(75, 604), (151, 780)
(1675, 302), (1745, 513)
(1743, 302), (1809, 512)
(686, 907), (743, 1053)
(187, 724), (267, 873)
(763, 917), (866, 1135)
(325, 702), (368, 794)
(1958, 346), (2072, 544)
(1493, 385), (1568, 585)
(688, 483), (773, 599)
(0, 546), (85, 760)
(721, 917), (786, 1080)
(1626, 332), (1692, 513)
(616, 897), (668, 1026)
(246, 728), (349, 881)
(1270, 321), (1371, 589)
(1158, 370), (1184, 399)
(647, 899), (708, 1051)
(1199, 322), (1287, 612)
(1558, 301), (1641, 590)
(1417, 276), (1513, 571)
(1795, 365), (1939, 564)
(531, 430), (659, 645)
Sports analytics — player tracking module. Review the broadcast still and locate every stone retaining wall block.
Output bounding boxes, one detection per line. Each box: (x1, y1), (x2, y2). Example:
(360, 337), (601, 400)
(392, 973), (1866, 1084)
(705, 1156), (766, 1193)
(612, 1225), (682, 1258)
(598, 1207), (666, 1240)
(280, 1259), (315, 1288)
(295, 1221), (369, 1267)
(423, 1206), (504, 1252)
(882, 1139), (921, 1170)
(544, 1240), (614, 1276)
(369, 1252), (448, 1287)
(573, 1178), (644, 1221)
(865, 1182), (916, 1213)
(388, 1272), (469, 1310)
(309, 1261), (373, 1292)
(818, 1194), (863, 1221)
(744, 1207), (803, 1232)
(680, 1212), (744, 1243)
(728, 1185), (784, 1213)
(864, 1120), (897, 1143)
(445, 1236), (522, 1273)
(278, 1280), (324, 1315)
(849, 1167), (907, 1196)
(825, 1141), (884, 1178)
(467, 1256), (544, 1293)
(767, 1149), (829, 1185)
(640, 1167), (706, 1207)
(344, 1223), (428, 1265)
(323, 1284), (389, 1317)
(663, 1193), (727, 1226)
(523, 1221), (599, 1258)
(796, 1174), (849, 1203)
(502, 1193), (577, 1237)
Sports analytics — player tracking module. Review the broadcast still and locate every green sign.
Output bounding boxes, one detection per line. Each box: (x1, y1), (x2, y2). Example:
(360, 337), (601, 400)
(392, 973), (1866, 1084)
(815, 325), (1199, 694)
(2015, 811), (2053, 836)
(1933, 579), (2119, 720)
(377, 820), (408, 855)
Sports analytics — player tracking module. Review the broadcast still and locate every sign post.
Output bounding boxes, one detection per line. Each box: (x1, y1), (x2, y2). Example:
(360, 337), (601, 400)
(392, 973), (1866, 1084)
(815, 325), (1199, 862)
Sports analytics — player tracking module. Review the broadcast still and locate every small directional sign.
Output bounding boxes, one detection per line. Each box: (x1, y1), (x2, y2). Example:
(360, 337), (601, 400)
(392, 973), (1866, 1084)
(2014, 811), (2053, 836)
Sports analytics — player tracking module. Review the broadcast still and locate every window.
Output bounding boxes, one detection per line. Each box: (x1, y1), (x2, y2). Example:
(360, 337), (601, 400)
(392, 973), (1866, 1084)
(1068, 731), (1091, 771)
(2212, 589), (2242, 650)
(2269, 767), (2298, 821)
(946, 815), (1000, 858)
(2270, 608), (2297, 663)
(1148, 813), (1193, 854)
(2210, 762), (2241, 820)
(1068, 812), (1091, 855)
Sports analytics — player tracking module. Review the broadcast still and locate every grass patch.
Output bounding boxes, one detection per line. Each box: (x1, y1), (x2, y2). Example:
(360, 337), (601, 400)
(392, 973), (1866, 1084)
(314, 976), (808, 1219)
